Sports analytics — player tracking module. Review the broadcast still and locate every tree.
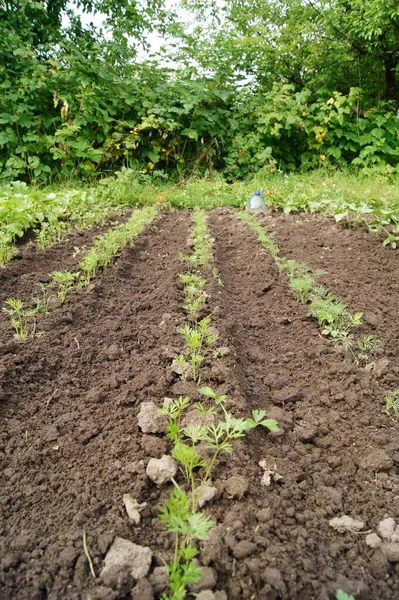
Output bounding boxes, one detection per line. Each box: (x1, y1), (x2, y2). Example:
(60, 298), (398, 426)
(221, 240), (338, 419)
(179, 0), (399, 104)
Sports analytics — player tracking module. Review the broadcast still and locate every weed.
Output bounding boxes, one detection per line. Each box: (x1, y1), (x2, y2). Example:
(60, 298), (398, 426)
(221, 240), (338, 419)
(385, 389), (399, 421)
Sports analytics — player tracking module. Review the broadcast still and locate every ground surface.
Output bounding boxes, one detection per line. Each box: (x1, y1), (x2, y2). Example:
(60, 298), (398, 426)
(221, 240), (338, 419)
(0, 209), (398, 600)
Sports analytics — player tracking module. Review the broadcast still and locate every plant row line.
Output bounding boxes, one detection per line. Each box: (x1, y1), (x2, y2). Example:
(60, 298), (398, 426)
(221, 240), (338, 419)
(238, 212), (379, 364)
(0, 180), (156, 267)
(2, 206), (157, 340)
(153, 210), (279, 599)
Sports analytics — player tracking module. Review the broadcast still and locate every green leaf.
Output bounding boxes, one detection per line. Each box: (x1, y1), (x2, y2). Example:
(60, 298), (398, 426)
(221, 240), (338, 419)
(181, 128), (199, 141)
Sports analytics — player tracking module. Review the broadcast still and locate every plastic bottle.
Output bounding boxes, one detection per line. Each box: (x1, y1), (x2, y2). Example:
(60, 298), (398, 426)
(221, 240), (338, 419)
(246, 190), (267, 212)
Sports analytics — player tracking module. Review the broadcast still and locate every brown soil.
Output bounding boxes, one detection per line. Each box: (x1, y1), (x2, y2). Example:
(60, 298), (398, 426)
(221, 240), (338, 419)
(0, 209), (398, 600)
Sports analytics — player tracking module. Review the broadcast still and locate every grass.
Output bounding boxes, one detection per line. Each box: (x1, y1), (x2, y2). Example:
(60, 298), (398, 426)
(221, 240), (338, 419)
(2, 168), (399, 225)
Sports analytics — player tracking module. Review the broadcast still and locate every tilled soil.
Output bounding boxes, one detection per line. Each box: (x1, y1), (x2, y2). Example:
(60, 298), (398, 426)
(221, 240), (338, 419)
(0, 209), (398, 600)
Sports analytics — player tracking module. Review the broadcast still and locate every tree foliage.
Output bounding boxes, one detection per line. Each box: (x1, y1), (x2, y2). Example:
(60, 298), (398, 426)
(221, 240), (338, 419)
(0, 0), (399, 182)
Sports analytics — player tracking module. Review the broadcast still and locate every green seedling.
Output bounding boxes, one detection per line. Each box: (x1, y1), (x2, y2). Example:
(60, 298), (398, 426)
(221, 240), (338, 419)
(32, 282), (50, 314)
(178, 324), (204, 381)
(385, 389), (399, 421)
(159, 395), (191, 441)
(290, 273), (316, 303)
(336, 591), (355, 600)
(173, 354), (191, 380)
(308, 294), (362, 339)
(160, 387), (279, 513)
(52, 271), (79, 303)
(212, 267), (224, 286)
(158, 388), (279, 598)
(79, 205), (157, 283)
(159, 481), (215, 600)
(36, 220), (71, 249)
(2, 298), (37, 341)
(354, 334), (379, 364)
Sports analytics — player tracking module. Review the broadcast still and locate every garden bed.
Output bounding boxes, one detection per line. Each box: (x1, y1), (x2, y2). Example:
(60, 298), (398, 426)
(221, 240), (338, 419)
(0, 209), (398, 599)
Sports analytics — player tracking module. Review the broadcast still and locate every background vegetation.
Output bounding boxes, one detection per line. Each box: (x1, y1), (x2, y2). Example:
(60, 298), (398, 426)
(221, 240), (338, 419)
(1, 0), (399, 183)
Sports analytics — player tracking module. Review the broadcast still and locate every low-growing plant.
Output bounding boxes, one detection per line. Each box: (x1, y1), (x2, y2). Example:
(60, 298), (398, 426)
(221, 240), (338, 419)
(51, 271), (80, 303)
(159, 481), (215, 600)
(32, 283), (50, 314)
(336, 591), (355, 600)
(385, 389), (399, 421)
(158, 387), (279, 598)
(308, 295), (362, 339)
(159, 387), (279, 512)
(82, 529), (96, 579)
(2, 298), (37, 341)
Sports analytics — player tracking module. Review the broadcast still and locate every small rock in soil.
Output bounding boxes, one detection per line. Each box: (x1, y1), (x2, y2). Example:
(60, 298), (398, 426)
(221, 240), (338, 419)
(357, 449), (393, 471)
(259, 460), (284, 486)
(137, 402), (168, 434)
(183, 408), (216, 428)
(122, 494), (147, 525)
(377, 517), (396, 539)
(86, 388), (105, 405)
(105, 343), (123, 360)
(171, 358), (190, 377)
(195, 592), (216, 600)
(201, 526), (227, 566)
(365, 533), (382, 549)
(364, 357), (390, 378)
(100, 537), (152, 588)
(380, 542), (399, 562)
(224, 476), (249, 498)
(256, 507), (273, 523)
(146, 455), (177, 485)
(130, 578), (154, 600)
(149, 566), (168, 594)
(232, 540), (257, 559)
(189, 566), (217, 592)
(329, 515), (365, 533)
(266, 406), (293, 432)
(125, 460), (145, 475)
(197, 481), (219, 508)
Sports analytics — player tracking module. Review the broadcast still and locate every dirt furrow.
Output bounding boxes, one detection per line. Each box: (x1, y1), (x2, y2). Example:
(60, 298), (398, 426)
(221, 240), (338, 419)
(205, 209), (399, 599)
(0, 211), (190, 599)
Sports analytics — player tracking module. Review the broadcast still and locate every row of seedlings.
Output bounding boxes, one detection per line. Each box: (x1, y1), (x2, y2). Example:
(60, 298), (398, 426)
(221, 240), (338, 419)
(2, 206), (157, 341)
(153, 209), (279, 599)
(238, 211), (379, 365)
(0, 186), (134, 267)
